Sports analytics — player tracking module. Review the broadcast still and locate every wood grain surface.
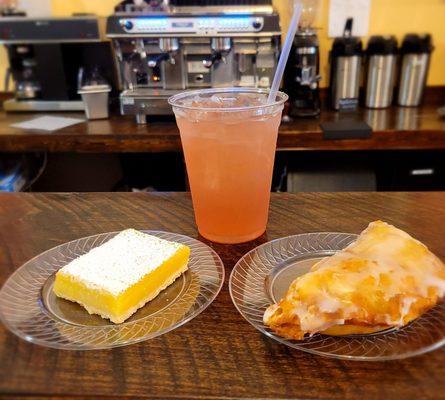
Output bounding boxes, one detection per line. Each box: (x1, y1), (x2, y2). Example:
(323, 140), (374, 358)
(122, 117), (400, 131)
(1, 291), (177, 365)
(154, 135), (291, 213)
(0, 192), (445, 400)
(0, 102), (444, 153)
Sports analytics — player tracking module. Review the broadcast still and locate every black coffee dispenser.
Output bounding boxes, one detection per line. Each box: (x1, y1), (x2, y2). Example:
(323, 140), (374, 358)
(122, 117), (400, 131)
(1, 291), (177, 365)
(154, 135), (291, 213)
(329, 18), (363, 111)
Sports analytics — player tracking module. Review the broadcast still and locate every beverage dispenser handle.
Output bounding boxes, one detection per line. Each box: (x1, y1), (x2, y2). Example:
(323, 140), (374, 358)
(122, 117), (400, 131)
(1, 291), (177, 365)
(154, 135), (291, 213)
(343, 18), (353, 38)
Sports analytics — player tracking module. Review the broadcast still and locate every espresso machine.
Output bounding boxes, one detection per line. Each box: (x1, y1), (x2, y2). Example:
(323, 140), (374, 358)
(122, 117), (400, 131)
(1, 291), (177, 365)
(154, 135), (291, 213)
(0, 16), (117, 112)
(106, 0), (281, 123)
(284, 0), (321, 117)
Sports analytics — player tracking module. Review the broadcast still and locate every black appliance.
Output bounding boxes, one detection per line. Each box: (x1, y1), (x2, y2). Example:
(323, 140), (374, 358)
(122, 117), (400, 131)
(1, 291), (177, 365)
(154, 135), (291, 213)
(283, 0), (321, 118)
(0, 16), (117, 112)
(284, 31), (321, 117)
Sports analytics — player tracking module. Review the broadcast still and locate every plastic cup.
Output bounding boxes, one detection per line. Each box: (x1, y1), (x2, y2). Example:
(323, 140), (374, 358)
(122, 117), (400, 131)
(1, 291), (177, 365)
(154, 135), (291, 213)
(169, 88), (288, 244)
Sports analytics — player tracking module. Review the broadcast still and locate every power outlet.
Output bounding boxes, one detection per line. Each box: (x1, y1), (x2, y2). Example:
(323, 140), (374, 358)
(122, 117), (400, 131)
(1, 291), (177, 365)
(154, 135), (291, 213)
(328, 0), (371, 38)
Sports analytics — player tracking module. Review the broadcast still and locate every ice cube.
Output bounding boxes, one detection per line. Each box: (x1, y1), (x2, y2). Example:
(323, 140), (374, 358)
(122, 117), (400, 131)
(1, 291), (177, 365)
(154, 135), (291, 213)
(210, 95), (225, 105)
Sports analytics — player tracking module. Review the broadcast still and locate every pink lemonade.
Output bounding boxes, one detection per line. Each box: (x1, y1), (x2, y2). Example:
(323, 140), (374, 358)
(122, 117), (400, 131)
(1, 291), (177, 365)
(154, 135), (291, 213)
(169, 89), (287, 244)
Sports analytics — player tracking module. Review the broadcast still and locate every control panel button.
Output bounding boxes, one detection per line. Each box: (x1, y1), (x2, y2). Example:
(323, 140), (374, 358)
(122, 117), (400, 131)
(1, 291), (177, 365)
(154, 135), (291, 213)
(120, 20), (133, 30)
(124, 20), (134, 30)
(252, 20), (262, 30)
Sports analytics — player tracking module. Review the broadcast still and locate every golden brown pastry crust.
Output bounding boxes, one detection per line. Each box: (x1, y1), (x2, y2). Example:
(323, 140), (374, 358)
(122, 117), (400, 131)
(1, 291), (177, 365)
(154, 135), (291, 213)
(264, 221), (445, 340)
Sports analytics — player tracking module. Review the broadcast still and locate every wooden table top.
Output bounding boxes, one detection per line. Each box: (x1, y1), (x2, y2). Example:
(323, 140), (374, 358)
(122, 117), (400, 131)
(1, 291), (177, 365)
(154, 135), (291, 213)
(1, 192), (445, 399)
(0, 102), (444, 153)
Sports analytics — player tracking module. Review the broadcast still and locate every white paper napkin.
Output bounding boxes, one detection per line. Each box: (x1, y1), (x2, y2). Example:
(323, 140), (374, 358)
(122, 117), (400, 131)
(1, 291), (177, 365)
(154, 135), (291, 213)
(11, 116), (85, 132)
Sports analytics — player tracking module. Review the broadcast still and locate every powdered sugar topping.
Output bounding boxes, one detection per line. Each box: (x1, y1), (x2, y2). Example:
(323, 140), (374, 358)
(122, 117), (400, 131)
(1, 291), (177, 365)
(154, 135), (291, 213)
(57, 229), (184, 296)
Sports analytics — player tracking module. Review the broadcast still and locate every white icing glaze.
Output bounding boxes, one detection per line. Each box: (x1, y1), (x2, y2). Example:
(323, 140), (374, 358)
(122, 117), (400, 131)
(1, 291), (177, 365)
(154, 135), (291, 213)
(397, 297), (417, 326)
(317, 291), (344, 313)
(57, 229), (184, 296)
(424, 276), (445, 297)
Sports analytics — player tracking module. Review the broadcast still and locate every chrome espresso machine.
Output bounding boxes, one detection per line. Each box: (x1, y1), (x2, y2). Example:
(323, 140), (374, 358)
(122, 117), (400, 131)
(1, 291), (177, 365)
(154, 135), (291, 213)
(106, 0), (281, 123)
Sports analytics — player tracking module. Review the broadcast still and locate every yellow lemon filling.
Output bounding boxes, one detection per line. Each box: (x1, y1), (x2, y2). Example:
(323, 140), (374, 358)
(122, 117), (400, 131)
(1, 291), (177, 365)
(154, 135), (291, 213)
(53, 229), (190, 324)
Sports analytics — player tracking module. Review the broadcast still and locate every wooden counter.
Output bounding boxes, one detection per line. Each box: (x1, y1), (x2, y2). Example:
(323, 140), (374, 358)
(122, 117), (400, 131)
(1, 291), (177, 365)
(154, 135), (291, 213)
(0, 100), (444, 153)
(1, 192), (445, 399)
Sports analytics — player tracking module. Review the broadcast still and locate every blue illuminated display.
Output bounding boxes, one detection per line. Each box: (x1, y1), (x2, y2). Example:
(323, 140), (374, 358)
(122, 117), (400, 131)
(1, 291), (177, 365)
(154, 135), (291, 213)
(122, 16), (262, 33)
(198, 17), (251, 29)
(134, 18), (169, 29)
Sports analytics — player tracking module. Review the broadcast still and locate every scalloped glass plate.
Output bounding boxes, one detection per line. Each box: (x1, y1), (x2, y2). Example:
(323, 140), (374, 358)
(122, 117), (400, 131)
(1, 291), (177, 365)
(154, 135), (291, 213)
(0, 231), (224, 350)
(229, 232), (445, 361)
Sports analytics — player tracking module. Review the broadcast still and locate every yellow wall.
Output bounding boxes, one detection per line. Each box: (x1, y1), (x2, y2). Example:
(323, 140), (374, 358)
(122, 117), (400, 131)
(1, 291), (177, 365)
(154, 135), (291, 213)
(275, 0), (445, 87)
(50, 0), (117, 17)
(1, 0), (444, 89)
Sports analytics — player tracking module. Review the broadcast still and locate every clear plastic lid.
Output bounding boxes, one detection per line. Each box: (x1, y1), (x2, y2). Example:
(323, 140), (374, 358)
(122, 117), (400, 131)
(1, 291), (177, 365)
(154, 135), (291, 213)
(168, 88), (288, 113)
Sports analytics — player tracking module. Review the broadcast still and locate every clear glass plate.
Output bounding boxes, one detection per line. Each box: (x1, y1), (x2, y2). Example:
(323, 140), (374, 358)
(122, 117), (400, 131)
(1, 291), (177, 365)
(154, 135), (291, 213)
(229, 232), (445, 361)
(0, 231), (224, 350)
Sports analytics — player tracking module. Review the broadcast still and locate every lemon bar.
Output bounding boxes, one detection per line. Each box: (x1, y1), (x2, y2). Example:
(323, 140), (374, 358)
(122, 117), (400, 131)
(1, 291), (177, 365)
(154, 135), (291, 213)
(53, 229), (190, 323)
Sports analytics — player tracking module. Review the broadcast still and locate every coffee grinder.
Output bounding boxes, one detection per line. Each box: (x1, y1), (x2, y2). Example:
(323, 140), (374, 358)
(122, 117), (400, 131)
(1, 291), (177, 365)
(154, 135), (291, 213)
(284, 0), (321, 117)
